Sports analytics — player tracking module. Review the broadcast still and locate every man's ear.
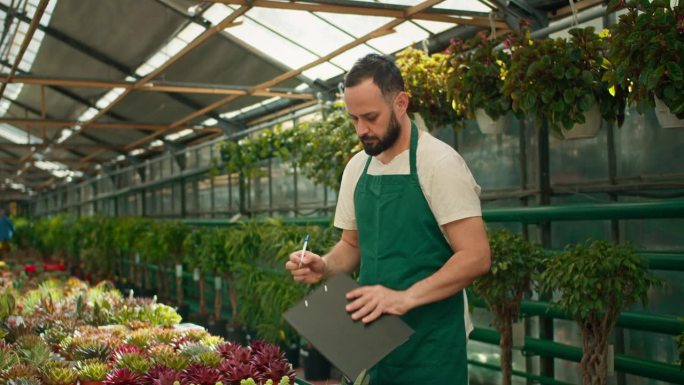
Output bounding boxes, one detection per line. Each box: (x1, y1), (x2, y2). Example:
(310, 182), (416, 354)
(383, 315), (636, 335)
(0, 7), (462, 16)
(393, 91), (409, 116)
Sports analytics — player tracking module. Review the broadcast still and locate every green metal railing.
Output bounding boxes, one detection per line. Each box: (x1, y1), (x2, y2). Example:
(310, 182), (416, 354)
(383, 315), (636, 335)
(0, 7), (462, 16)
(469, 328), (684, 384)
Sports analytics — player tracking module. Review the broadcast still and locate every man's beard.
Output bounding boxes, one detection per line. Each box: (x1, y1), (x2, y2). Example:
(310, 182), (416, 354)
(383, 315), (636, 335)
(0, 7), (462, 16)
(360, 112), (401, 156)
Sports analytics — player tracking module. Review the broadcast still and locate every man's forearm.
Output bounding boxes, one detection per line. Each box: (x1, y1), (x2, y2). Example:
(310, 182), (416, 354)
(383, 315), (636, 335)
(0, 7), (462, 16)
(405, 248), (490, 309)
(322, 238), (360, 278)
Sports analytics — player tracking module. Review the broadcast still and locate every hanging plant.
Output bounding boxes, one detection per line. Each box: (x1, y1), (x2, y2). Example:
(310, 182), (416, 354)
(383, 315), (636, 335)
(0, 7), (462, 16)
(605, 0), (684, 118)
(447, 32), (514, 127)
(503, 26), (627, 135)
(395, 47), (459, 131)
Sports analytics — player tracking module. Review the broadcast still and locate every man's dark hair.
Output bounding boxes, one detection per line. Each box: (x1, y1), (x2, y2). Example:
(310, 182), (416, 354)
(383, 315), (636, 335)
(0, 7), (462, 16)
(344, 54), (404, 99)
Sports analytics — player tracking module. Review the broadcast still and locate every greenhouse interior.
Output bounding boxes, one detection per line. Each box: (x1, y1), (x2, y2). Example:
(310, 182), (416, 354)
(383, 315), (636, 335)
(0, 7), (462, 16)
(0, 0), (682, 384)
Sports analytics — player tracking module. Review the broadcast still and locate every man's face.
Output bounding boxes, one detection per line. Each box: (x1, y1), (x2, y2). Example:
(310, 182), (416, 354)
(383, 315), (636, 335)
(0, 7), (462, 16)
(344, 78), (401, 156)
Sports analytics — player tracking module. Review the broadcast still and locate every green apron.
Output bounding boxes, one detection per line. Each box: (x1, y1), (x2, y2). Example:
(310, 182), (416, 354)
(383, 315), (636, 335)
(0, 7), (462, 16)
(354, 122), (467, 385)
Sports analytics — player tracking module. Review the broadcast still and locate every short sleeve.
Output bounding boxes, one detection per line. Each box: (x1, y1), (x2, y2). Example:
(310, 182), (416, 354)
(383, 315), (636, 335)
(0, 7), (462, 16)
(422, 150), (482, 226)
(333, 153), (366, 230)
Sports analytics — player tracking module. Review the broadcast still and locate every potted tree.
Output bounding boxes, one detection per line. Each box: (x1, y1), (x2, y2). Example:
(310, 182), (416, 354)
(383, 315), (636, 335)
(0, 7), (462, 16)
(503, 27), (627, 138)
(540, 240), (663, 385)
(447, 32), (515, 134)
(471, 229), (546, 385)
(183, 227), (210, 327)
(395, 47), (459, 132)
(606, 0), (684, 128)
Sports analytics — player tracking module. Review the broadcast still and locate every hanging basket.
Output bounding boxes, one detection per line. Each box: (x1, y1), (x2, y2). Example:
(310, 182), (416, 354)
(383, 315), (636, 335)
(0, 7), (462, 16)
(654, 97), (684, 129)
(561, 104), (602, 139)
(474, 109), (505, 134)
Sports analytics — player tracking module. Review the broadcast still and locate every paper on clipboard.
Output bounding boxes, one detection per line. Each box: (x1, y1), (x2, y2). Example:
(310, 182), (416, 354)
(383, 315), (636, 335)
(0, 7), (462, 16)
(283, 273), (414, 381)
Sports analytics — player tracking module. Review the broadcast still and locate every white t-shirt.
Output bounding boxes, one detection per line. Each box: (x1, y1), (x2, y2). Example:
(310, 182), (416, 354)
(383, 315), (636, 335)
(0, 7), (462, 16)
(334, 131), (482, 232)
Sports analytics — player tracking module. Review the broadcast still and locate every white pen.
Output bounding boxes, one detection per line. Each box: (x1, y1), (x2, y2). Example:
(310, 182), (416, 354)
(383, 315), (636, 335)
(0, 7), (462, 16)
(298, 234), (310, 268)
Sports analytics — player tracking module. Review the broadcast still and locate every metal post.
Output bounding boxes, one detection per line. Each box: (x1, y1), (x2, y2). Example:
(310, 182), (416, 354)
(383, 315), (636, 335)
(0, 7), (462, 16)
(538, 120), (554, 379)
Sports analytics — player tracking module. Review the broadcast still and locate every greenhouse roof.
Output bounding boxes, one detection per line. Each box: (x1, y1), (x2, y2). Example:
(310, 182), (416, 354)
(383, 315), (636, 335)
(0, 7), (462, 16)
(0, 0), (601, 196)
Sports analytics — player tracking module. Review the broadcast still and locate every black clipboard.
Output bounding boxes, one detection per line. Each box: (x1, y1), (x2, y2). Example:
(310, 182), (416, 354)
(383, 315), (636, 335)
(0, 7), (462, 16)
(283, 273), (414, 381)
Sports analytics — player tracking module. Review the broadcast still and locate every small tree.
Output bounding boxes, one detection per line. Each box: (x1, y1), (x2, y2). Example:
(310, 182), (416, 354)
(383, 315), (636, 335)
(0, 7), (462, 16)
(540, 240), (663, 385)
(471, 229), (546, 385)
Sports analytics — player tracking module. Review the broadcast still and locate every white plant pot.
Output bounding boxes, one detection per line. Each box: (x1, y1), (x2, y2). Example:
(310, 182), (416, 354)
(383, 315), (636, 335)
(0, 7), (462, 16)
(474, 109), (505, 134)
(654, 97), (684, 129)
(561, 104), (602, 139)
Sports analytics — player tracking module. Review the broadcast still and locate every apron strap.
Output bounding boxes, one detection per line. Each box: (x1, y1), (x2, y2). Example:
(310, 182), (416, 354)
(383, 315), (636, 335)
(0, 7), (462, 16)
(409, 120), (418, 177)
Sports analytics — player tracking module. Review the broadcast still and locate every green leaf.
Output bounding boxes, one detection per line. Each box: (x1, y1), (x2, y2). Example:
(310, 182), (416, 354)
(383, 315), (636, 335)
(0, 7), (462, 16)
(666, 62), (683, 81)
(646, 67), (664, 90)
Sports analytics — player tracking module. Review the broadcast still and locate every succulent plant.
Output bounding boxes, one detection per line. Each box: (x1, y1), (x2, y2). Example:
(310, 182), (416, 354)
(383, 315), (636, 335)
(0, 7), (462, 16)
(71, 340), (112, 361)
(218, 361), (258, 385)
(114, 353), (151, 375)
(17, 342), (54, 367)
(0, 363), (39, 385)
(178, 343), (213, 360)
(6, 378), (42, 385)
(15, 335), (43, 350)
(258, 361), (295, 384)
(194, 351), (221, 368)
(125, 329), (153, 349)
(41, 327), (70, 349)
(181, 363), (220, 385)
(103, 368), (145, 385)
(75, 360), (109, 381)
(110, 345), (144, 362)
(43, 366), (78, 385)
(0, 342), (20, 371)
(215, 344), (250, 364)
(145, 365), (182, 385)
(152, 329), (178, 345)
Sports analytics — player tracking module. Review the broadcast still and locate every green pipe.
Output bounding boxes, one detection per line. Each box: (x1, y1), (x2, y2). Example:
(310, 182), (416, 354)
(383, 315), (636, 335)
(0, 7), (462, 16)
(181, 216), (331, 227)
(467, 360), (574, 385)
(470, 327), (684, 384)
(642, 252), (684, 271)
(482, 199), (684, 223)
(470, 297), (684, 335)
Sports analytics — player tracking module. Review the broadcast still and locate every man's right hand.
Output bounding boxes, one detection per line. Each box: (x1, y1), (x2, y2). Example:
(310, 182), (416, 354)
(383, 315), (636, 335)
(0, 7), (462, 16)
(285, 251), (326, 284)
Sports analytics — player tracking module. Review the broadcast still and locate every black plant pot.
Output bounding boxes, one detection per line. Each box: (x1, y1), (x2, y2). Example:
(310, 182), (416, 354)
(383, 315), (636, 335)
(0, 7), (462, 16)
(281, 341), (301, 369)
(175, 303), (190, 322)
(301, 345), (331, 381)
(207, 318), (228, 338)
(225, 326), (248, 345)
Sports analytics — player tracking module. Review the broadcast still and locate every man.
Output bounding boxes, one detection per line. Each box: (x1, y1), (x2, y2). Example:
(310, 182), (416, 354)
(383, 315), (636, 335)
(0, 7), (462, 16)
(0, 208), (14, 259)
(285, 54), (491, 384)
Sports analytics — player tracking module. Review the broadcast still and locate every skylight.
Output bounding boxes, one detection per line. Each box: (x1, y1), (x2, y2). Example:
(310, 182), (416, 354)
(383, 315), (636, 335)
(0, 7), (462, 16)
(0, 123), (42, 144)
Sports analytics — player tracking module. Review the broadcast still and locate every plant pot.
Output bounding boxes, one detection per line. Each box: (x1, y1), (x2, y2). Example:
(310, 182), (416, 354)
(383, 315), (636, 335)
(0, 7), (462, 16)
(207, 318), (228, 338)
(281, 340), (301, 369)
(654, 97), (684, 129)
(561, 104), (602, 139)
(475, 109), (505, 134)
(300, 345), (331, 381)
(225, 326), (248, 345)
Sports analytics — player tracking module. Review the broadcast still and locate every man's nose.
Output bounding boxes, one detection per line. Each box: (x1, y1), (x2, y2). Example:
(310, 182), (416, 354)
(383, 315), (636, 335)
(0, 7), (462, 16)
(356, 120), (370, 136)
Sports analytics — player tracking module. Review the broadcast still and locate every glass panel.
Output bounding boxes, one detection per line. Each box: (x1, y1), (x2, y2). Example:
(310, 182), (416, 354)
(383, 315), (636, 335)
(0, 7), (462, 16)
(438, 0), (493, 13)
(368, 21), (430, 54)
(412, 19), (455, 34)
(198, 177), (213, 215)
(302, 62), (345, 82)
(185, 179), (198, 215)
(315, 12), (392, 38)
(271, 158), (295, 213)
(198, 146), (212, 168)
(245, 8), (354, 56)
(248, 162), (271, 213)
(227, 17), (318, 69)
(330, 45), (383, 70)
(213, 174), (230, 214)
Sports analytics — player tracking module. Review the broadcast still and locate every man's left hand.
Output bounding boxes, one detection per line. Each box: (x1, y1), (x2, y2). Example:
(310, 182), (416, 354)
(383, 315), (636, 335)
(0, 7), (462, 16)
(345, 285), (413, 324)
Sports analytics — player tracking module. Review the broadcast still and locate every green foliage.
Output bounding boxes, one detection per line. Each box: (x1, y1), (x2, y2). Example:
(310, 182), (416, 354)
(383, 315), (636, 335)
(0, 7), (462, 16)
(71, 339), (111, 361)
(219, 103), (359, 192)
(472, 230), (545, 327)
(540, 240), (662, 325)
(606, 0), (684, 118)
(447, 33), (513, 123)
(75, 360), (109, 381)
(503, 27), (627, 133)
(395, 47), (459, 130)
(114, 353), (151, 375)
(43, 367), (78, 385)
